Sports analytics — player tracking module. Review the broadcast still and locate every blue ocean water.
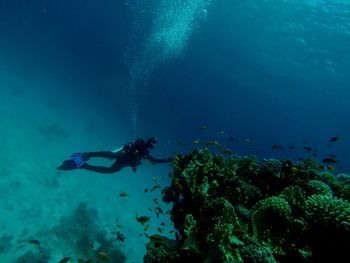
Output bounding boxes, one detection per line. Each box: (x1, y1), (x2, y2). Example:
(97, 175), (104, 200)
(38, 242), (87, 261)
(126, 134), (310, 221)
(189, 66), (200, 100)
(0, 0), (349, 262)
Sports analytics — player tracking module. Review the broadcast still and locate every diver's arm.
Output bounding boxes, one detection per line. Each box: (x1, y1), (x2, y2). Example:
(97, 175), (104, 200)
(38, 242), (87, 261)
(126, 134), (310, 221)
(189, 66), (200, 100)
(146, 155), (170, 164)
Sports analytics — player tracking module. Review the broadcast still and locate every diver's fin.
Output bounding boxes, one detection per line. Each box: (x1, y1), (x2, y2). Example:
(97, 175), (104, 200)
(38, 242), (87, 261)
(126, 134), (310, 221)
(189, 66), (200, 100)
(56, 159), (79, 170)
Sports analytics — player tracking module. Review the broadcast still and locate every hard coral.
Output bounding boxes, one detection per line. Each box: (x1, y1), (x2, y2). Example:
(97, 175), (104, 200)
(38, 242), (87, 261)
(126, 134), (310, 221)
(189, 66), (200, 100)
(143, 236), (179, 263)
(148, 148), (350, 263)
(252, 197), (291, 243)
(305, 194), (350, 230)
(305, 194), (350, 261)
(305, 180), (333, 197)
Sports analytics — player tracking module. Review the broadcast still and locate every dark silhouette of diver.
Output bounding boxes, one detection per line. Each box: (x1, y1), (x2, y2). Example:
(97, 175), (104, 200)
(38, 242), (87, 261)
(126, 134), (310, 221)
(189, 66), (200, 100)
(57, 137), (171, 174)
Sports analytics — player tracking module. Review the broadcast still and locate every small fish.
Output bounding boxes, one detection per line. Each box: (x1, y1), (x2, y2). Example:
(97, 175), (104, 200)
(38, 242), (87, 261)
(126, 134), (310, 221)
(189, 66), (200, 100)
(152, 176), (157, 182)
(322, 157), (338, 164)
(205, 140), (219, 146)
(288, 145), (296, 150)
(28, 239), (40, 245)
(149, 234), (167, 242)
(244, 139), (251, 144)
(119, 192), (129, 197)
(271, 144), (283, 150)
(200, 125), (208, 130)
(144, 224), (150, 231)
(227, 137), (239, 142)
(98, 251), (108, 261)
(144, 188), (149, 193)
(116, 231), (126, 242)
(219, 146), (232, 155)
(58, 257), (71, 263)
(327, 165), (335, 171)
(116, 224), (123, 228)
(219, 130), (224, 135)
(160, 222), (165, 226)
(136, 214), (151, 225)
(192, 139), (201, 144)
(303, 146), (313, 152)
(329, 136), (340, 143)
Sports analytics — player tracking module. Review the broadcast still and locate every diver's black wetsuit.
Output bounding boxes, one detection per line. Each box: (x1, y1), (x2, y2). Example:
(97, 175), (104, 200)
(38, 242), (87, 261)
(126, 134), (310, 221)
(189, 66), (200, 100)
(57, 137), (171, 174)
(57, 137), (170, 174)
(81, 148), (169, 174)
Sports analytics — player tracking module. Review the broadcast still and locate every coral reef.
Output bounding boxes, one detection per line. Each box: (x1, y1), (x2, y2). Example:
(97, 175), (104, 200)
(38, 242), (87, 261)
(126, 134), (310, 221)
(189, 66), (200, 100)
(52, 202), (126, 262)
(145, 148), (350, 262)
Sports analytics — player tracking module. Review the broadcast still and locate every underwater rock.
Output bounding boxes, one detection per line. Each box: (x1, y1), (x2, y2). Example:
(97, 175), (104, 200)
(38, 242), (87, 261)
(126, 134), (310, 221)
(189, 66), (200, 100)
(0, 233), (14, 253)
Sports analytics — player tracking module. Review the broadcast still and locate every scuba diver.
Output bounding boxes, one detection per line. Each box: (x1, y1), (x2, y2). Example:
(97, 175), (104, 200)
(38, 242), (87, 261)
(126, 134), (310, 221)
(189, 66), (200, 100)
(57, 137), (171, 174)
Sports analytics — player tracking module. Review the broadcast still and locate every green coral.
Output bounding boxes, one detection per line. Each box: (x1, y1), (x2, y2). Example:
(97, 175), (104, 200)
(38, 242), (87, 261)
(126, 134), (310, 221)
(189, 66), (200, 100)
(305, 180), (333, 197)
(305, 194), (350, 230)
(337, 173), (350, 201)
(143, 237), (180, 263)
(260, 159), (283, 179)
(205, 198), (243, 262)
(182, 214), (201, 253)
(252, 197), (291, 242)
(239, 243), (277, 263)
(305, 194), (350, 261)
(151, 148), (350, 262)
(278, 186), (306, 209)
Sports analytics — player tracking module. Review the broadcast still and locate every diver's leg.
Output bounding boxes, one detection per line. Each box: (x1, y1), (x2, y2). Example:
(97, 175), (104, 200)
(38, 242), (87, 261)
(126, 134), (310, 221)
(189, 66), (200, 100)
(82, 151), (117, 160)
(81, 160), (124, 174)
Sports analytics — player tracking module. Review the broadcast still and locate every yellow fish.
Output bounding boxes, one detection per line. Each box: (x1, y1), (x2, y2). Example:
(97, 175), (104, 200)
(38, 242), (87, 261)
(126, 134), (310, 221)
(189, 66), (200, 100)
(192, 139), (200, 144)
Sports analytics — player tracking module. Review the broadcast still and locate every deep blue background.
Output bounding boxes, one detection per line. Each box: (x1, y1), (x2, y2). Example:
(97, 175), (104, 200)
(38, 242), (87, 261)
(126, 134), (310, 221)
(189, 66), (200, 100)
(1, 0), (349, 170)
